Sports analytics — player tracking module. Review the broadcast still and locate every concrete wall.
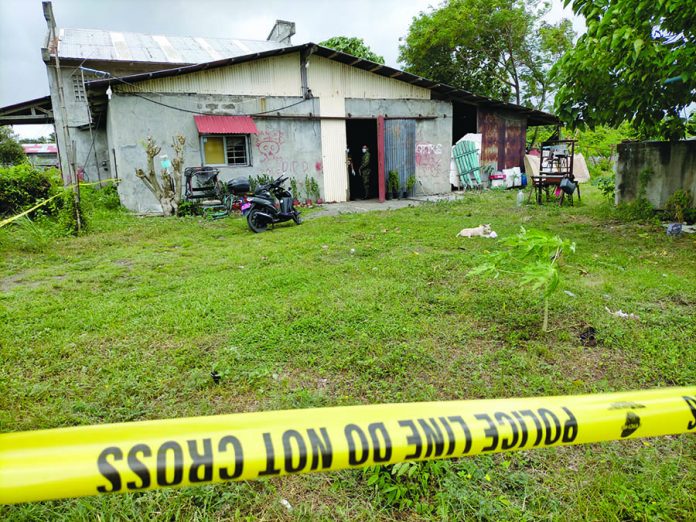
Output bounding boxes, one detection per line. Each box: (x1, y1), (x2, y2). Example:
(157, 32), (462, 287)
(345, 98), (453, 195)
(108, 94), (453, 212)
(46, 64), (137, 184)
(107, 93), (322, 212)
(616, 140), (696, 209)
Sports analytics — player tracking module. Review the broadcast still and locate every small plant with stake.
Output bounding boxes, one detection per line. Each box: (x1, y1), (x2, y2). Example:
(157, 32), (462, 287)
(304, 175), (313, 206)
(406, 175), (416, 197)
(310, 177), (322, 204)
(290, 178), (299, 204)
(388, 170), (399, 199)
(467, 227), (575, 333)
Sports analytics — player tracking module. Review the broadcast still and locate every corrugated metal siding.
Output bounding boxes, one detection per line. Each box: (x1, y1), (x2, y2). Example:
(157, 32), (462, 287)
(479, 109), (499, 168)
(321, 120), (348, 202)
(385, 119), (416, 189)
(115, 53), (302, 96)
(308, 56), (430, 100)
(478, 109), (527, 170)
(504, 118), (525, 169)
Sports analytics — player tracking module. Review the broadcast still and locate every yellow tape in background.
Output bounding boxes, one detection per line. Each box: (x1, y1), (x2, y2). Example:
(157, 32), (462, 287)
(1, 387), (694, 504)
(0, 178), (121, 229)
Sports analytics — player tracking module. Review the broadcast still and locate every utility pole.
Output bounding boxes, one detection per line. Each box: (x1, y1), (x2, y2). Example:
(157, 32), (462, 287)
(43, 1), (81, 232)
(43, 3), (73, 185)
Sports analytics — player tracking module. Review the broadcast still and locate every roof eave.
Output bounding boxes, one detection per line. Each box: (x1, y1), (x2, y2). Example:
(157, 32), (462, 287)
(84, 42), (560, 124)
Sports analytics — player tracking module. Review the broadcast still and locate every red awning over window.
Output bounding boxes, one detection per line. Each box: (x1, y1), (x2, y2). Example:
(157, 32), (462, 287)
(194, 115), (258, 134)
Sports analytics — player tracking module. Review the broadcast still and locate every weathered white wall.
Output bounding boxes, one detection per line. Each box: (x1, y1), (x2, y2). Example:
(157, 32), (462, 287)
(105, 52), (453, 210)
(345, 98), (453, 195)
(307, 56), (436, 201)
(307, 56), (431, 100)
(107, 93), (323, 213)
(115, 54), (302, 97)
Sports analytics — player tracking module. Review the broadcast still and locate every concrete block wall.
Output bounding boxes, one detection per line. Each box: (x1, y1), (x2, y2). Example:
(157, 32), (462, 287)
(616, 140), (696, 209)
(107, 93), (322, 212)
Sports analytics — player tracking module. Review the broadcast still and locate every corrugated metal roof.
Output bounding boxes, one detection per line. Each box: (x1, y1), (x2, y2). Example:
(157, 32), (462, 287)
(194, 115), (258, 134)
(86, 43), (559, 126)
(57, 28), (288, 64)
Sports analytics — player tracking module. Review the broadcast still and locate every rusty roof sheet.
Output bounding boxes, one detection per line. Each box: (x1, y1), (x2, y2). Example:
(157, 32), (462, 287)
(56, 28), (288, 64)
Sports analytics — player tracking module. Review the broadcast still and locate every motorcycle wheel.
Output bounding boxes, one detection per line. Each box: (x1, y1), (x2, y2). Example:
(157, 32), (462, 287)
(247, 208), (268, 233)
(292, 211), (302, 225)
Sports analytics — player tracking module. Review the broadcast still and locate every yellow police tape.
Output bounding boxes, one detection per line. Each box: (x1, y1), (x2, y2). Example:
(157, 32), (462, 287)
(0, 178), (120, 229)
(1, 387), (694, 504)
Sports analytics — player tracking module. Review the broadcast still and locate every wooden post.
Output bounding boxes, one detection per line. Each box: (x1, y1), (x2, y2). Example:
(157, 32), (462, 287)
(377, 115), (385, 203)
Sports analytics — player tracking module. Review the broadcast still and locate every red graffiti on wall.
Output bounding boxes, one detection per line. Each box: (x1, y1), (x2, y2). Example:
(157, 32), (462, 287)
(256, 130), (285, 162)
(415, 142), (443, 174)
(280, 160), (311, 175)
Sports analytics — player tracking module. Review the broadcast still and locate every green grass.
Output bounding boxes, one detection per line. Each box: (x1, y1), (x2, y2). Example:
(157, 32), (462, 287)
(1, 187), (694, 520)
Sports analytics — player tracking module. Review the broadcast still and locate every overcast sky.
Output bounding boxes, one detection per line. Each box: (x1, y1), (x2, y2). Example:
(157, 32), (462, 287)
(0, 0), (583, 138)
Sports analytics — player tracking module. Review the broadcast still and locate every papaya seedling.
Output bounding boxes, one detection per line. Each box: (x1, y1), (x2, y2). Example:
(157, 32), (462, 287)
(467, 227), (575, 332)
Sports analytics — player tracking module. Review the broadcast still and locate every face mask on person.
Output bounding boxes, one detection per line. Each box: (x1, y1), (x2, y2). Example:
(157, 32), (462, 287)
(362, 148), (367, 153)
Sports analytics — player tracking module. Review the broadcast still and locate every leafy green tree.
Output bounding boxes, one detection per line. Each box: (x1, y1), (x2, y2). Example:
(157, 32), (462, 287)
(319, 36), (385, 64)
(19, 132), (56, 144)
(0, 126), (27, 166)
(554, 0), (696, 140)
(399, 0), (573, 106)
(523, 19), (576, 110)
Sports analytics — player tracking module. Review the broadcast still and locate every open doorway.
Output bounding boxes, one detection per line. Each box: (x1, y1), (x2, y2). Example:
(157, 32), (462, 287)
(452, 102), (478, 143)
(346, 119), (378, 200)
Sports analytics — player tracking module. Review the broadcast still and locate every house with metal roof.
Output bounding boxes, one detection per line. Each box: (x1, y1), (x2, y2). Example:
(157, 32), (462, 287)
(21, 143), (59, 169)
(0, 1), (558, 212)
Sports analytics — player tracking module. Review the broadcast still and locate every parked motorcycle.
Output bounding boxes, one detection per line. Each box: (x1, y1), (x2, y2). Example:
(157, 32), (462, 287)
(246, 175), (301, 233)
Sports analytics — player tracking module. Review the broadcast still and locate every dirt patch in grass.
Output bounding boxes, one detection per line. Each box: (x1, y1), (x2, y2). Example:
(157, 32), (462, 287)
(553, 343), (638, 384)
(0, 272), (36, 292)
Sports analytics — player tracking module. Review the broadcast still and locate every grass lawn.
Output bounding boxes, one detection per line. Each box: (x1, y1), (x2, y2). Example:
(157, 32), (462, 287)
(1, 187), (694, 520)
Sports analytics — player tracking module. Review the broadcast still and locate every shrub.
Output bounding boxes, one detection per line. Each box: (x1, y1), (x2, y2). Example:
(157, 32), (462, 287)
(176, 199), (202, 217)
(0, 164), (60, 216)
(91, 184), (122, 210)
(616, 197), (655, 222)
(589, 158), (615, 201)
(664, 189), (693, 223)
(57, 188), (86, 235)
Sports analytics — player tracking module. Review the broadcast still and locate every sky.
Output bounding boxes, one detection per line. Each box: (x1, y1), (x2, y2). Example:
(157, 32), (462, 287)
(0, 0), (584, 139)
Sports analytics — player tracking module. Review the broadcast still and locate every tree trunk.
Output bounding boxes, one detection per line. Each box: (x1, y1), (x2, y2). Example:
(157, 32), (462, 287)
(135, 135), (186, 216)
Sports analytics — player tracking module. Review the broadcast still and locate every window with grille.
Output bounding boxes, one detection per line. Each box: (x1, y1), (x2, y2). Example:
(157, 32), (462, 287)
(201, 135), (250, 166)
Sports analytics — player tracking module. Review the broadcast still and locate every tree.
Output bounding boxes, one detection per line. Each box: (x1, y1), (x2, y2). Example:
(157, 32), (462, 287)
(318, 36), (385, 64)
(523, 19), (576, 111)
(19, 132), (56, 144)
(135, 135), (185, 216)
(399, 0), (573, 106)
(0, 126), (26, 166)
(553, 0), (696, 140)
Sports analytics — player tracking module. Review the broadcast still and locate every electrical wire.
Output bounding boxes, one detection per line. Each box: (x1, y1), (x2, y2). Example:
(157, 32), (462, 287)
(111, 76), (310, 116)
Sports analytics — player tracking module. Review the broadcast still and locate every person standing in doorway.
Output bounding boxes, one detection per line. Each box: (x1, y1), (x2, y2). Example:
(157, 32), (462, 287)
(359, 145), (371, 199)
(346, 148), (356, 178)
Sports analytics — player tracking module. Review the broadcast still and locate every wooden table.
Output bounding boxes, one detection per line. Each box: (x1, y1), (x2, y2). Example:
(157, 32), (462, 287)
(528, 175), (581, 205)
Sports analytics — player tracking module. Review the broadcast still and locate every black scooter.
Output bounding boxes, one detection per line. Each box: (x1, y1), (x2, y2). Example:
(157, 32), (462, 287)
(246, 175), (302, 233)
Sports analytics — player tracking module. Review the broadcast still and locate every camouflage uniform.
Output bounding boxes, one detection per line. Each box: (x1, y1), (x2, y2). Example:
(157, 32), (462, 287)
(359, 148), (371, 198)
